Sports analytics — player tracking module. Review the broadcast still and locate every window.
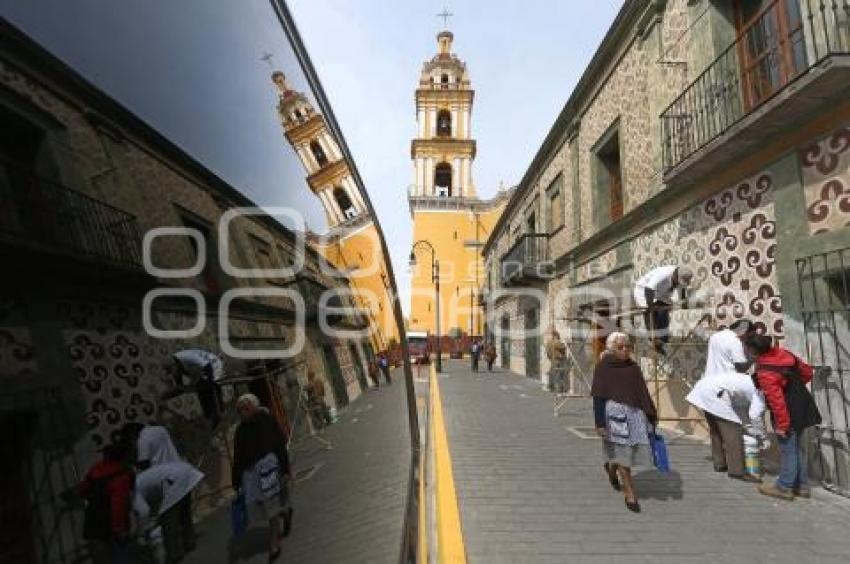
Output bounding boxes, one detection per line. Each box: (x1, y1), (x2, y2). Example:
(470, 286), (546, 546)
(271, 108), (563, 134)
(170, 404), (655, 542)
(434, 162), (452, 197)
(310, 140), (328, 167)
(181, 215), (220, 293)
(546, 174), (564, 233)
(293, 108), (303, 121)
(593, 124), (623, 226)
(441, 73), (449, 88)
(437, 109), (452, 137)
(333, 187), (357, 218)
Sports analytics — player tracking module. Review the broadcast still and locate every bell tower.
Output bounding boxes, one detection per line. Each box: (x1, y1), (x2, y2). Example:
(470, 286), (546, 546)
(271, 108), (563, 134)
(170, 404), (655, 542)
(273, 71), (367, 228)
(410, 31), (476, 198)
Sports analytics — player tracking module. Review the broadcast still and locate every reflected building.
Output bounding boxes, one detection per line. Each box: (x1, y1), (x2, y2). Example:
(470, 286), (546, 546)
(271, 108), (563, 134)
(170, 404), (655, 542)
(407, 29), (512, 344)
(0, 19), (380, 562)
(272, 70), (399, 353)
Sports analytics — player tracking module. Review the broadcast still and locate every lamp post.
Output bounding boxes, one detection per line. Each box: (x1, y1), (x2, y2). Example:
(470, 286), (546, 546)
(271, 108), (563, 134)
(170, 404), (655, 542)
(410, 240), (441, 373)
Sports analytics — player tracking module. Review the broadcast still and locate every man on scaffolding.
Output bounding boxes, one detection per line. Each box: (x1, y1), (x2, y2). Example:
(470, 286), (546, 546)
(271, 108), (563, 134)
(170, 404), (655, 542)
(632, 265), (694, 356)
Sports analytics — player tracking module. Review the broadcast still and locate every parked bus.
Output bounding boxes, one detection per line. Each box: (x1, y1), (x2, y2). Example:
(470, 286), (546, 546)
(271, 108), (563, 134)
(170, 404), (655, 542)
(406, 331), (430, 365)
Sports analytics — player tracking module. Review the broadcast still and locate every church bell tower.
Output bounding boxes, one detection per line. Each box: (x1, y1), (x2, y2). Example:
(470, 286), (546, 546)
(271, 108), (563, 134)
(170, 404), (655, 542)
(410, 31), (476, 198)
(273, 71), (367, 228)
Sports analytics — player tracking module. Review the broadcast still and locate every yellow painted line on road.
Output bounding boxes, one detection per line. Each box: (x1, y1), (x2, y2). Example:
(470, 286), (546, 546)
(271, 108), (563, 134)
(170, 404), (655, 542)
(416, 396), (428, 564)
(430, 364), (467, 563)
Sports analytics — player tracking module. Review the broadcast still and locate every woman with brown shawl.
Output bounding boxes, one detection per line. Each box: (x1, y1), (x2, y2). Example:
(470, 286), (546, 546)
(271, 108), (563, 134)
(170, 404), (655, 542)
(591, 332), (657, 513)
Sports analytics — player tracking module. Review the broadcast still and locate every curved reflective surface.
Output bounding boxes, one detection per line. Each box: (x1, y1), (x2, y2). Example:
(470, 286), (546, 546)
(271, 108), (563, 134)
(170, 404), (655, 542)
(0, 2), (416, 563)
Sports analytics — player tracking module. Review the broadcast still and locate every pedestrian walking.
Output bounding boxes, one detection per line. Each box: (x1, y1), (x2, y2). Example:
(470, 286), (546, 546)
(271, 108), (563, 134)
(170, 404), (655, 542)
(232, 394), (294, 561)
(744, 334), (822, 501)
(484, 340), (497, 372)
(470, 339), (481, 372)
(686, 320), (765, 482)
(134, 460), (204, 563)
(305, 370), (332, 428)
(78, 441), (135, 563)
(632, 265), (694, 355)
(546, 330), (568, 393)
(378, 352), (392, 384)
(591, 332), (657, 513)
(368, 359), (381, 389)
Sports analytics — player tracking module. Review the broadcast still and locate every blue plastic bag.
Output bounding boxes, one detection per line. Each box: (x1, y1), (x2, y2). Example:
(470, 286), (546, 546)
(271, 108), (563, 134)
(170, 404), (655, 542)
(649, 430), (670, 472)
(230, 493), (247, 537)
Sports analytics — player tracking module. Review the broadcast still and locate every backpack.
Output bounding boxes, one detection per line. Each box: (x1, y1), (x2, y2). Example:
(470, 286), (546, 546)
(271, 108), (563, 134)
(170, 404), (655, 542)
(757, 356), (822, 432)
(82, 468), (131, 541)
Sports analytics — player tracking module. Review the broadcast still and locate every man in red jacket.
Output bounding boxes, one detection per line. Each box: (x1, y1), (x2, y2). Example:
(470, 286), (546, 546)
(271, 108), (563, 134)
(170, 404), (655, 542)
(744, 334), (815, 501)
(77, 441), (135, 562)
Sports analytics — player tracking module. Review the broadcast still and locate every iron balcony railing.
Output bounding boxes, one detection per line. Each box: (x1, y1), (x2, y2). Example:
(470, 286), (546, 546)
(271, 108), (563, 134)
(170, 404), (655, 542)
(661, 0), (850, 172)
(0, 159), (143, 269)
(501, 233), (550, 286)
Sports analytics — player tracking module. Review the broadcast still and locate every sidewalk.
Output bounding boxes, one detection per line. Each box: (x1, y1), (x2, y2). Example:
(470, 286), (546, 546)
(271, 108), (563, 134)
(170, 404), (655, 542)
(436, 359), (850, 564)
(184, 370), (411, 564)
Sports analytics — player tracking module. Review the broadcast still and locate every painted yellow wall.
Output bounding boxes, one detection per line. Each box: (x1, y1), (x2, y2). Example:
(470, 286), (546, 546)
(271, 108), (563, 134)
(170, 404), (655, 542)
(409, 203), (504, 336)
(316, 222), (399, 351)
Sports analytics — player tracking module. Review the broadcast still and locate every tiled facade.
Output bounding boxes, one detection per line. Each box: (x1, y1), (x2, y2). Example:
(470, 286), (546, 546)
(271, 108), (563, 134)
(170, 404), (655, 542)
(483, 0), (850, 446)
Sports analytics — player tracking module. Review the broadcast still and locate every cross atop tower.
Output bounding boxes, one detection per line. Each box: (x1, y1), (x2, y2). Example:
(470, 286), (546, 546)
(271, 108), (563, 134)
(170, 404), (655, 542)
(436, 7), (453, 29)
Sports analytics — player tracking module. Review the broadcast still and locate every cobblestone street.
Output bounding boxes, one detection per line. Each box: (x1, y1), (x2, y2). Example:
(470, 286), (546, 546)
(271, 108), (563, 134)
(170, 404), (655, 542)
(184, 369), (412, 564)
(436, 360), (850, 564)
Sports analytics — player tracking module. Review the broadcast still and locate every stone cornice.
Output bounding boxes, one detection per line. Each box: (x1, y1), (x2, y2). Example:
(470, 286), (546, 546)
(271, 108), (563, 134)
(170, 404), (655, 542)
(284, 114), (326, 145)
(410, 138), (476, 159)
(307, 158), (349, 192)
(415, 88), (474, 106)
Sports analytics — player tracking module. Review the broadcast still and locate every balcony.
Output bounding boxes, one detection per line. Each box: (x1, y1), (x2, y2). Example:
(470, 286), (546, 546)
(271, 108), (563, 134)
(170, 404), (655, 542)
(500, 233), (552, 286)
(0, 159), (143, 270)
(661, 0), (850, 182)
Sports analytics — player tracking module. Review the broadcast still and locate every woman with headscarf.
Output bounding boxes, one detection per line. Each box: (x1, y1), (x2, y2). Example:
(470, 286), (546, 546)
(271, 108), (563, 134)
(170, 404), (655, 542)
(591, 332), (657, 513)
(232, 394), (292, 561)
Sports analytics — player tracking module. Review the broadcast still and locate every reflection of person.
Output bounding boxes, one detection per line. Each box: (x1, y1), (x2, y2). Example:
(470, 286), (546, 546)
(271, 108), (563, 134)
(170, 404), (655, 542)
(745, 335), (820, 501)
(484, 340), (497, 372)
(546, 330), (568, 393)
(368, 360), (381, 389)
(632, 266), (693, 355)
(378, 352), (392, 384)
(232, 394), (293, 560)
(686, 320), (764, 482)
(134, 460), (204, 562)
(591, 332), (657, 513)
(78, 442), (135, 563)
(121, 422), (182, 469)
(305, 371), (332, 428)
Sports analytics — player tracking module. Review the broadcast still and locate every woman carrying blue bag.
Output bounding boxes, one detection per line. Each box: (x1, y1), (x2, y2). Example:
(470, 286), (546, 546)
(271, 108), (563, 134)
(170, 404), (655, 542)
(592, 332), (659, 513)
(231, 394), (293, 562)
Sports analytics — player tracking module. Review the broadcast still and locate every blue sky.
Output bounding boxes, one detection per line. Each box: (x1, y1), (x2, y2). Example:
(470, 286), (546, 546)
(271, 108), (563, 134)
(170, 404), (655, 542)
(2, 0), (624, 315)
(287, 0), (623, 313)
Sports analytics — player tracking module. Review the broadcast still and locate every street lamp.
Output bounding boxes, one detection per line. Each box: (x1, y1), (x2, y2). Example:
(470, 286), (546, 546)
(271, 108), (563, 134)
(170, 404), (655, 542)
(409, 240), (441, 373)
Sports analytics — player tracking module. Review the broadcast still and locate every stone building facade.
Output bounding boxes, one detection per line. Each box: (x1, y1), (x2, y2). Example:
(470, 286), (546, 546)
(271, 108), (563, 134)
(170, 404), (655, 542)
(0, 19), (380, 562)
(483, 0), (850, 485)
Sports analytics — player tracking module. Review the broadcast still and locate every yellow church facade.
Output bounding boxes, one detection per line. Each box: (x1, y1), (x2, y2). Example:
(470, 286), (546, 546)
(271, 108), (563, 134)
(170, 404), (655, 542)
(408, 31), (512, 338)
(272, 71), (398, 351)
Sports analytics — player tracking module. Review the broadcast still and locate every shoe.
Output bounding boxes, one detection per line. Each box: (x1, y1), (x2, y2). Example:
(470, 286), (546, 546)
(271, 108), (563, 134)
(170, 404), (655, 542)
(730, 473), (762, 483)
(625, 499), (641, 513)
(713, 465), (728, 473)
(794, 487), (812, 499)
(758, 483), (794, 501)
(603, 463), (621, 491)
(269, 548), (281, 562)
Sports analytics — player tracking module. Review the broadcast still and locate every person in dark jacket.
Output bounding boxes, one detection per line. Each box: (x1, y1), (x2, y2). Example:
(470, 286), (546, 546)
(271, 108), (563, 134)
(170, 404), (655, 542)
(77, 441), (135, 563)
(744, 334), (818, 501)
(591, 332), (657, 513)
(232, 394), (292, 561)
(378, 352), (392, 384)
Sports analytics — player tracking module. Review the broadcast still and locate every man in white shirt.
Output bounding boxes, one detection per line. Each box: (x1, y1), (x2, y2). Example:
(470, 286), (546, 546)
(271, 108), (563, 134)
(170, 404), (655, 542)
(703, 319), (755, 377)
(633, 265), (694, 354)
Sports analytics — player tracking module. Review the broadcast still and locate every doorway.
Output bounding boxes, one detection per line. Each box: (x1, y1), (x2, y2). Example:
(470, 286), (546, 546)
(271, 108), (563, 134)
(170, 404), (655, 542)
(524, 307), (540, 379)
(321, 344), (349, 408)
(500, 314), (511, 369)
(349, 342), (368, 391)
